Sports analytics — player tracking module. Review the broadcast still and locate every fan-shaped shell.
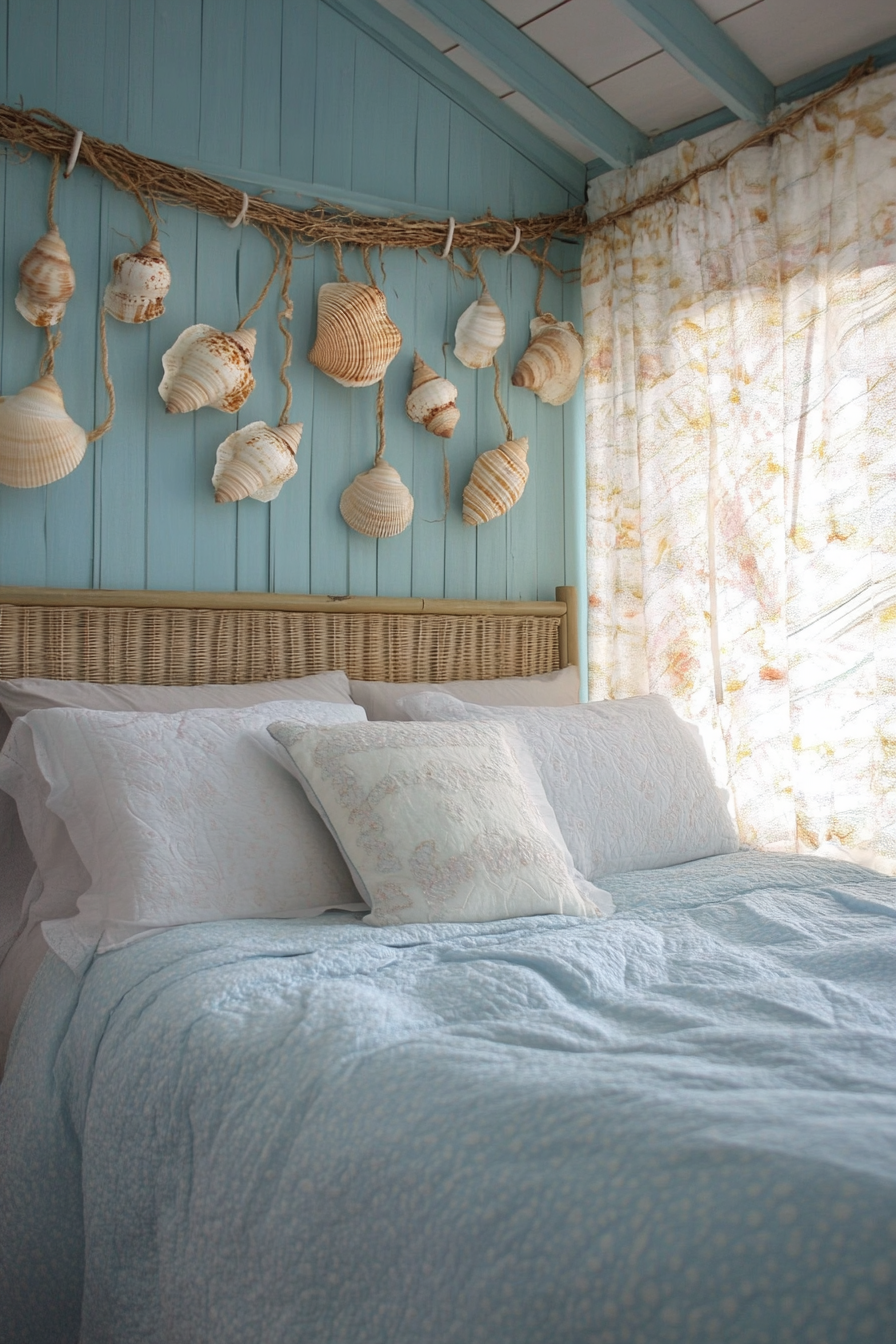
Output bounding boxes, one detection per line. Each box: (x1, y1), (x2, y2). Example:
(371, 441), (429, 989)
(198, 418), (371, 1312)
(405, 352), (460, 439)
(212, 421), (303, 504)
(159, 325), (256, 414)
(454, 289), (505, 369)
(462, 436), (529, 526)
(309, 283), (402, 388)
(0, 373), (87, 488)
(104, 239), (171, 324)
(340, 460), (414, 538)
(511, 314), (584, 406)
(15, 227), (76, 328)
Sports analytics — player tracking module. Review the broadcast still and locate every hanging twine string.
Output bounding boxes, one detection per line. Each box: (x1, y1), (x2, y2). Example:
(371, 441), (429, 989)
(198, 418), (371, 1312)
(332, 239), (348, 283)
(374, 380), (386, 466)
(236, 237), (281, 329)
(361, 245), (377, 287)
(275, 230), (295, 426)
(86, 306), (116, 443)
(39, 328), (62, 377)
(45, 154), (59, 228)
(492, 358), (512, 441)
(534, 239), (549, 317)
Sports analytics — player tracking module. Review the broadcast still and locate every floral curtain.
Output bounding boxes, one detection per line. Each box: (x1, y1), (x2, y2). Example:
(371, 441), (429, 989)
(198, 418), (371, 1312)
(583, 67), (896, 872)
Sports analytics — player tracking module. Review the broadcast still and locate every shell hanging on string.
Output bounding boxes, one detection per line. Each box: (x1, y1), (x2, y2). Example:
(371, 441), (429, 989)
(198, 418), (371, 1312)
(104, 239), (171, 324)
(454, 289), (505, 369)
(0, 373), (87, 488)
(340, 460), (414, 538)
(15, 227), (76, 328)
(212, 421), (303, 504)
(462, 436), (529, 527)
(309, 283), (402, 388)
(511, 314), (584, 406)
(159, 324), (256, 414)
(405, 352), (459, 439)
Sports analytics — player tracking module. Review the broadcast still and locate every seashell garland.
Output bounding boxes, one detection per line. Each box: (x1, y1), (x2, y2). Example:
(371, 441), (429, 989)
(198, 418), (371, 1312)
(454, 289), (505, 369)
(15, 227), (76, 328)
(212, 421), (303, 504)
(104, 239), (171, 324)
(462, 436), (529, 526)
(511, 313), (584, 406)
(405, 352), (459, 439)
(159, 324), (256, 414)
(0, 373), (87, 488)
(309, 283), (402, 388)
(340, 460), (414, 538)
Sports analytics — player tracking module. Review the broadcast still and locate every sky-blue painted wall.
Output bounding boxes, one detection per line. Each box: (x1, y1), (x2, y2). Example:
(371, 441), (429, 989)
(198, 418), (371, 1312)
(0, 0), (584, 600)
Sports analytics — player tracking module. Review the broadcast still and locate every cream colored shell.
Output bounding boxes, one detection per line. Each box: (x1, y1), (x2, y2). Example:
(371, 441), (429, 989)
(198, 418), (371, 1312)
(462, 436), (529, 526)
(405, 352), (460, 439)
(16, 227), (76, 328)
(212, 421), (303, 504)
(159, 325), (256, 414)
(454, 289), (505, 369)
(340, 460), (414, 538)
(309, 283), (402, 388)
(511, 313), (584, 406)
(0, 373), (87, 488)
(104, 239), (171, 324)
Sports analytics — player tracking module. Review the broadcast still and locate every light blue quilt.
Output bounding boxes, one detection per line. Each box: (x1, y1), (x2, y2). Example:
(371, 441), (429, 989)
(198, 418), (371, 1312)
(2, 852), (896, 1343)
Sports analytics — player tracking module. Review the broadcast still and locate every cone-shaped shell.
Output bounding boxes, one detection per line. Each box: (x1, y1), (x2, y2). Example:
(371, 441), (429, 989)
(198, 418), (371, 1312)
(462, 436), (529, 526)
(405, 352), (460, 439)
(309, 283), (402, 388)
(15, 227), (76, 328)
(159, 324), (256, 414)
(104, 239), (171, 324)
(340, 460), (414, 538)
(511, 314), (584, 406)
(0, 374), (87, 488)
(212, 421), (303, 504)
(454, 289), (505, 369)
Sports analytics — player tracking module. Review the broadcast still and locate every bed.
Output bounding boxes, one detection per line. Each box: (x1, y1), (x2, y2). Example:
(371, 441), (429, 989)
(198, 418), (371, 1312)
(1, 585), (895, 1344)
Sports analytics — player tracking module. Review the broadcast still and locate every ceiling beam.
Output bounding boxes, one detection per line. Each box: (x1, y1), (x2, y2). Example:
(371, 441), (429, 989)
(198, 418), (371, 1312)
(613, 0), (774, 124)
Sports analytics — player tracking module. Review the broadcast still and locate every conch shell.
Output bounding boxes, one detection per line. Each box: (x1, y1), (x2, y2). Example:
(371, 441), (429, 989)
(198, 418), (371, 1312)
(454, 289), (505, 369)
(511, 314), (584, 406)
(212, 421), (303, 504)
(405, 353), (459, 439)
(309, 283), (402, 388)
(340, 460), (414, 538)
(0, 373), (87, 488)
(15, 227), (76, 328)
(104, 239), (171, 324)
(159, 324), (256, 414)
(462, 436), (529, 526)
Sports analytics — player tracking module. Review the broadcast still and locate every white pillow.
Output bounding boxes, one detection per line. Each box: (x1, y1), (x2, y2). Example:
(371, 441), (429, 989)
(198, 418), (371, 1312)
(399, 693), (739, 880)
(350, 666), (580, 722)
(268, 719), (613, 926)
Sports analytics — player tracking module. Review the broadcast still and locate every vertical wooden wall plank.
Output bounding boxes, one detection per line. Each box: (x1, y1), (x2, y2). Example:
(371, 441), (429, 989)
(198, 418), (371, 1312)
(308, 246), (351, 595)
(235, 232), (277, 593)
(270, 239), (315, 595)
(241, 0), (283, 177)
(280, 0), (318, 184)
(312, 5), (355, 191)
(199, 0), (245, 166)
(504, 253), (539, 602)
(150, 0), (202, 162)
(127, 0), (155, 147)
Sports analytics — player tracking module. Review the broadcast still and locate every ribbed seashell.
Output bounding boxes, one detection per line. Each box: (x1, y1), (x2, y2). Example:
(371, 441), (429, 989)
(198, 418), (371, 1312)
(159, 325), (256, 414)
(340, 460), (414, 538)
(405, 352), (460, 439)
(309, 283), (402, 388)
(462, 436), (529, 526)
(0, 374), (87, 488)
(511, 314), (584, 406)
(454, 289), (505, 369)
(212, 421), (303, 504)
(104, 239), (171, 324)
(15, 227), (76, 328)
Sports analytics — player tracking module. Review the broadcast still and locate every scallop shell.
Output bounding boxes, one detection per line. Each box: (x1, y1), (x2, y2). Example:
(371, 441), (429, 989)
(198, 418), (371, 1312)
(15, 227), (76, 328)
(454, 289), (505, 369)
(511, 314), (584, 406)
(212, 421), (303, 504)
(340, 460), (414, 538)
(159, 325), (256, 414)
(462, 436), (529, 526)
(0, 373), (87, 488)
(309, 283), (402, 388)
(104, 239), (171, 324)
(405, 352), (460, 439)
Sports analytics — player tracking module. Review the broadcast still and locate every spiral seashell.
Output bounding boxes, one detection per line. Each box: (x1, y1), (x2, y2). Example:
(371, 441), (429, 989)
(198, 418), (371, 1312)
(159, 324), (256, 414)
(454, 289), (505, 369)
(212, 421), (303, 504)
(340, 460), (414, 538)
(104, 239), (172, 324)
(15, 227), (76, 328)
(511, 314), (584, 406)
(462, 436), (529, 526)
(405, 352), (460, 439)
(309, 283), (402, 388)
(0, 373), (87, 488)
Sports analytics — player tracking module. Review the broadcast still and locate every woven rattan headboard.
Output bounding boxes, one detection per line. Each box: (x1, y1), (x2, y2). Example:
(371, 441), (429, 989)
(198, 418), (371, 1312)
(0, 586), (578, 686)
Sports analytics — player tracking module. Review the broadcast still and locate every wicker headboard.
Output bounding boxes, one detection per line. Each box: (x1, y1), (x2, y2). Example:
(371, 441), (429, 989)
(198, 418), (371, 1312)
(0, 586), (578, 686)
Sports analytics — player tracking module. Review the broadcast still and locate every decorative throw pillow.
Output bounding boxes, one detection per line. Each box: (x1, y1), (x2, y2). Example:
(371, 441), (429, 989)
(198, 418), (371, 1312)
(349, 665), (581, 721)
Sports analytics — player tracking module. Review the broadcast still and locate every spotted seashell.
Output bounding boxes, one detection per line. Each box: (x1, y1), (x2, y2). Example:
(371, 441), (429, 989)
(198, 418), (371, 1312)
(159, 324), (256, 414)
(340, 460), (413, 538)
(212, 421), (303, 504)
(405, 352), (459, 439)
(104, 239), (171, 324)
(309, 283), (402, 388)
(511, 314), (584, 406)
(453, 289), (505, 369)
(462, 436), (529, 526)
(15, 227), (76, 328)
(0, 373), (87, 488)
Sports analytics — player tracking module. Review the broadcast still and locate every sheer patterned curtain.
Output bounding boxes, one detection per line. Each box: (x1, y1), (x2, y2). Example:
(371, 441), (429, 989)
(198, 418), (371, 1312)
(583, 67), (896, 871)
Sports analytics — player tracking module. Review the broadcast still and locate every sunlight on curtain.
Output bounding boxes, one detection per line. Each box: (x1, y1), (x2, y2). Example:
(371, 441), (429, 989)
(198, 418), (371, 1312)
(583, 67), (896, 871)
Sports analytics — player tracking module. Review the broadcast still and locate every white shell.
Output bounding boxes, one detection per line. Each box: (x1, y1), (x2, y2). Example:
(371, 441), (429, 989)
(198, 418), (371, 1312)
(309, 283), (402, 388)
(15, 227), (76, 328)
(0, 373), (87, 488)
(511, 314), (584, 406)
(159, 325), (256, 414)
(453, 289), (505, 369)
(340, 460), (414, 538)
(405, 352), (459, 439)
(104, 239), (171, 324)
(212, 421), (302, 503)
(462, 436), (529, 526)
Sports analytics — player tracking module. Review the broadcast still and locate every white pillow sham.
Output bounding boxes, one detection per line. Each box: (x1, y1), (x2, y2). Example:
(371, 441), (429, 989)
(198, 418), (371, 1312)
(349, 665), (580, 722)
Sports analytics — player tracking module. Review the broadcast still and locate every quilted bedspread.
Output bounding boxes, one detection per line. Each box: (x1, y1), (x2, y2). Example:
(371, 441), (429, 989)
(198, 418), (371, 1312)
(2, 852), (896, 1343)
